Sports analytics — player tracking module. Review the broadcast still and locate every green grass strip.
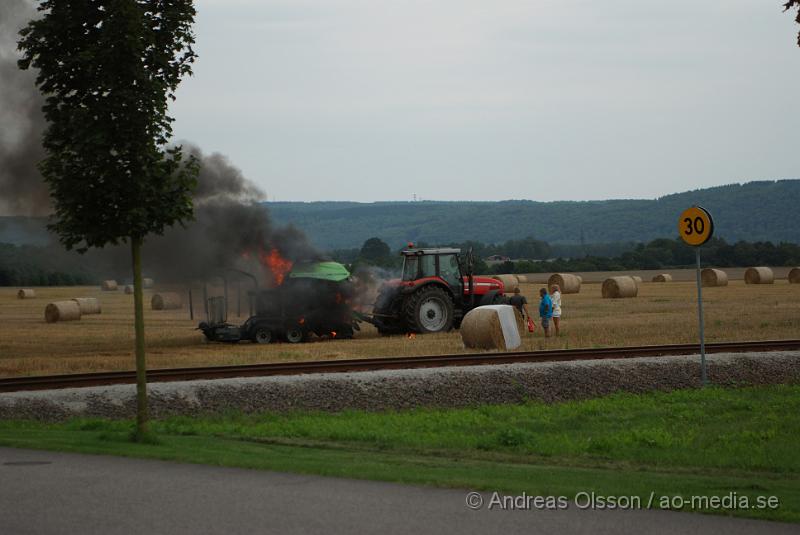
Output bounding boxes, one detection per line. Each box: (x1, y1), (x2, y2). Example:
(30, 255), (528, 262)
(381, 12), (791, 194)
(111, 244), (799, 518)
(1, 384), (798, 522)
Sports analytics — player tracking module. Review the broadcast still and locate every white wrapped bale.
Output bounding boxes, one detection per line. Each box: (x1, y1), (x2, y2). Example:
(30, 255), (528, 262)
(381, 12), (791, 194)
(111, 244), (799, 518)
(17, 289), (35, 299)
(460, 305), (521, 351)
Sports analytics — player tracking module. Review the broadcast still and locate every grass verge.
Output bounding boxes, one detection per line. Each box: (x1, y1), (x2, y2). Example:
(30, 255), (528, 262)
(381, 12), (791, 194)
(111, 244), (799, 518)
(1, 385), (798, 522)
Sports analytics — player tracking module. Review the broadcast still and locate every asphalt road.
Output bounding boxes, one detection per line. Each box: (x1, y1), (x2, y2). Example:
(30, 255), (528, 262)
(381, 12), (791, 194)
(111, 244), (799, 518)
(0, 447), (796, 535)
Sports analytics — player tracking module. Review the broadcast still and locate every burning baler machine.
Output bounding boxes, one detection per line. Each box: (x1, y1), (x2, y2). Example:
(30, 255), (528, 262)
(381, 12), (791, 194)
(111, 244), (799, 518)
(198, 261), (358, 344)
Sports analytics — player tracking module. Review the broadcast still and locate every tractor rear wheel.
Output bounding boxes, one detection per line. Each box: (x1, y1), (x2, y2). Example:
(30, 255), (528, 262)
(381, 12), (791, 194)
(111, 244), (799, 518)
(404, 286), (454, 334)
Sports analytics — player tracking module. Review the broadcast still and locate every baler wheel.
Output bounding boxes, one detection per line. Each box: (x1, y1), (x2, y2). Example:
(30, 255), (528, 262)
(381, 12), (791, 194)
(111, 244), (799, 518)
(285, 327), (307, 344)
(253, 327), (273, 344)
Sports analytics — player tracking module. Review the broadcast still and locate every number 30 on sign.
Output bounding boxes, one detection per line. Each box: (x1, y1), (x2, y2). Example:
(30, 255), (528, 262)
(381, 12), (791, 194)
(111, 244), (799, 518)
(678, 206), (714, 246)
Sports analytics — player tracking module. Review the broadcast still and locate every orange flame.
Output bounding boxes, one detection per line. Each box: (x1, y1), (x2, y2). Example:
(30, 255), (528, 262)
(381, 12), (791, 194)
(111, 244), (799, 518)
(407, 333), (416, 339)
(259, 248), (293, 286)
(299, 317), (306, 325)
(331, 331), (337, 338)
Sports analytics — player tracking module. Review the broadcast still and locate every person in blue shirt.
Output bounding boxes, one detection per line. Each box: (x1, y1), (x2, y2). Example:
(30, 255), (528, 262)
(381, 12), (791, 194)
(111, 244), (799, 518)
(538, 288), (553, 337)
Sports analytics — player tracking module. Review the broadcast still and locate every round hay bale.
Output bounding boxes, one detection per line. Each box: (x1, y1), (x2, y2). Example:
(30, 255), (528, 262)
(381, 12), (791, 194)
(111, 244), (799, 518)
(515, 274), (528, 284)
(652, 274), (672, 282)
(601, 276), (638, 298)
(142, 277), (155, 289)
(460, 305), (521, 350)
(124, 284), (134, 295)
(701, 268), (728, 287)
(547, 273), (581, 294)
(491, 274), (519, 293)
(71, 297), (101, 315)
(789, 268), (800, 284)
(151, 292), (183, 310)
(44, 300), (81, 323)
(17, 289), (35, 299)
(101, 280), (118, 291)
(744, 267), (774, 285)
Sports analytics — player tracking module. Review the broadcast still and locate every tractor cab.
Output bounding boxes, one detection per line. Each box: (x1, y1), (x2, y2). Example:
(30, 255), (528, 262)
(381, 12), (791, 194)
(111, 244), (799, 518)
(399, 246), (502, 299)
(368, 245), (505, 335)
(401, 247), (463, 286)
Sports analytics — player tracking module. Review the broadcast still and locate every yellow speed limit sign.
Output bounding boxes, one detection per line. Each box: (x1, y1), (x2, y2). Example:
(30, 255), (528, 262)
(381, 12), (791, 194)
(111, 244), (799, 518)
(678, 206), (714, 246)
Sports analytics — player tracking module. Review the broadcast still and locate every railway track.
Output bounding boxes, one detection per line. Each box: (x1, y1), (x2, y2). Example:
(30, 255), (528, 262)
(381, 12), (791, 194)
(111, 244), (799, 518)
(1, 339), (799, 393)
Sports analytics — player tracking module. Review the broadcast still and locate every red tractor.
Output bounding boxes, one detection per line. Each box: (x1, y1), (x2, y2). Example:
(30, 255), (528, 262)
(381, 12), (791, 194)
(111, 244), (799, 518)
(368, 246), (506, 335)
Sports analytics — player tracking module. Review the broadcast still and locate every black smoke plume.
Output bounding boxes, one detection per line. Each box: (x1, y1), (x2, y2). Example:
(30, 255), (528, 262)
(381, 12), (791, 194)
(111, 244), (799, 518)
(0, 0), (50, 215)
(136, 145), (322, 284)
(1, 1), (321, 286)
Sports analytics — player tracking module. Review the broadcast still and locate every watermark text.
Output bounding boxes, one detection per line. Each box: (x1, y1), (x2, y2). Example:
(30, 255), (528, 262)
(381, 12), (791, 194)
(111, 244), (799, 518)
(465, 491), (781, 512)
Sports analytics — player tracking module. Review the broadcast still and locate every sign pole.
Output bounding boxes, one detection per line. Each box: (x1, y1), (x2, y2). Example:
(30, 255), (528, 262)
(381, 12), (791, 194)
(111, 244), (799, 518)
(678, 205), (713, 387)
(695, 247), (707, 386)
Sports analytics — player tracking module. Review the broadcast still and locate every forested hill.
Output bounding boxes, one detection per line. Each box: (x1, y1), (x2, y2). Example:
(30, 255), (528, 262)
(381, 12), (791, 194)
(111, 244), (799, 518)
(3, 180), (798, 250)
(264, 180), (800, 250)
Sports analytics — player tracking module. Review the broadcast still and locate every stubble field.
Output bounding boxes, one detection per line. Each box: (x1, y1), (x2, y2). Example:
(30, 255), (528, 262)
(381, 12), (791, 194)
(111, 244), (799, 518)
(1, 274), (799, 378)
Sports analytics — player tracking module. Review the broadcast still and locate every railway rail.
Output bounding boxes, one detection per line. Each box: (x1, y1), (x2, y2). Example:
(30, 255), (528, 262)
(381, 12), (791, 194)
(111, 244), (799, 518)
(1, 339), (799, 393)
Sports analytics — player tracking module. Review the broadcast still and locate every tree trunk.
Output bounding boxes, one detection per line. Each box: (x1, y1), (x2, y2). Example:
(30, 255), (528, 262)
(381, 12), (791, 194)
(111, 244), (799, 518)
(131, 236), (149, 438)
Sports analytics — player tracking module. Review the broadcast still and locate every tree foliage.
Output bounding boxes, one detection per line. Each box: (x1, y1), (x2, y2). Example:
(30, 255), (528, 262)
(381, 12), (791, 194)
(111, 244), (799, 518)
(359, 237), (392, 264)
(786, 1), (800, 47)
(18, 0), (200, 251)
(0, 243), (96, 286)
(439, 237), (551, 261)
(17, 0), (199, 440)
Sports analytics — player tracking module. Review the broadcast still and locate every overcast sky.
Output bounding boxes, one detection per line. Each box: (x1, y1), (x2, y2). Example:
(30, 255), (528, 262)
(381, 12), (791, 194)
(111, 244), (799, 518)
(169, 0), (800, 203)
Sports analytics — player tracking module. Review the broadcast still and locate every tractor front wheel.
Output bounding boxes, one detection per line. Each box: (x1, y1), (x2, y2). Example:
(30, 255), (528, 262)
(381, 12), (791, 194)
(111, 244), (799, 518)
(404, 286), (454, 334)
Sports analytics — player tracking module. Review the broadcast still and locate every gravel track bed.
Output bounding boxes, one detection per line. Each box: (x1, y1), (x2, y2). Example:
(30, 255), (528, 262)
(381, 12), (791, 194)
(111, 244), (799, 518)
(1, 351), (799, 421)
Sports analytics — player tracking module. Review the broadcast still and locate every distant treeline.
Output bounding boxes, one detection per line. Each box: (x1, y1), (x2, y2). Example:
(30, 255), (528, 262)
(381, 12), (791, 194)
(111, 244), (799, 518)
(332, 236), (553, 267)
(4, 236), (800, 287)
(487, 238), (800, 275)
(0, 243), (97, 286)
(333, 236), (800, 275)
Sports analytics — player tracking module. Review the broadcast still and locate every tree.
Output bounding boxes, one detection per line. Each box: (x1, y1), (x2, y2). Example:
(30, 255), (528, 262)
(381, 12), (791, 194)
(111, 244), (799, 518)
(18, 0), (199, 440)
(786, 1), (800, 47)
(359, 237), (392, 265)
